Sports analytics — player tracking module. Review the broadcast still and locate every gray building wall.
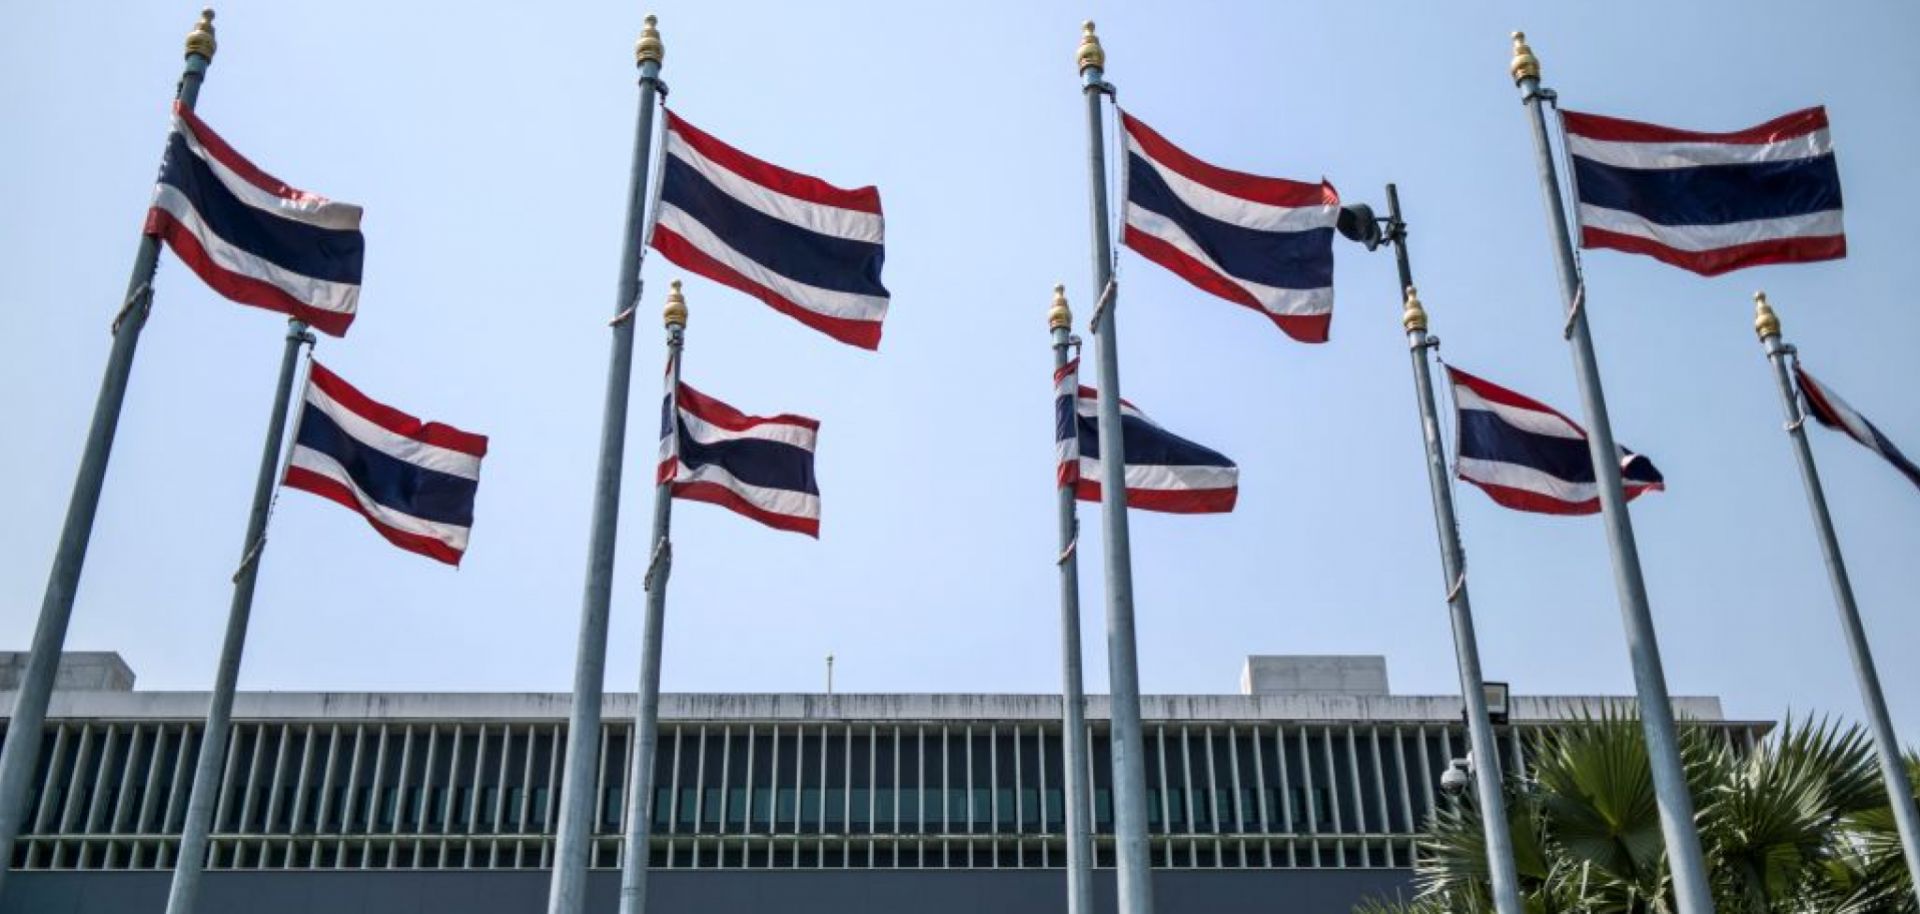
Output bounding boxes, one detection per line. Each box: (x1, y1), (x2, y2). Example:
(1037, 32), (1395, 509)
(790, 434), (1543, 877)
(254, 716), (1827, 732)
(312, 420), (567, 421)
(3, 868), (1415, 914)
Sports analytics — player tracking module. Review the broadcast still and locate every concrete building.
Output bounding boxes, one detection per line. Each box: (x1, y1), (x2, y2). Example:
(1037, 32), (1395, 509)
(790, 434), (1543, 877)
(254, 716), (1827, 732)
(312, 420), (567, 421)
(0, 653), (1764, 913)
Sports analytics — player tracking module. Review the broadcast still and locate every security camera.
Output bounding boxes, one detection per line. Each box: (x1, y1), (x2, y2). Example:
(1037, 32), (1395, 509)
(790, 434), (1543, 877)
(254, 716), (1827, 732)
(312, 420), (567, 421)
(1439, 758), (1472, 795)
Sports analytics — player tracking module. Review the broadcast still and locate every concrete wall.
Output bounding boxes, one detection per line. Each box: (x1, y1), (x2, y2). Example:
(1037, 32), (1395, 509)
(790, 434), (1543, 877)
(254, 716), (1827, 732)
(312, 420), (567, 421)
(5, 689), (1733, 725)
(0, 652), (133, 692)
(2, 868), (1416, 914)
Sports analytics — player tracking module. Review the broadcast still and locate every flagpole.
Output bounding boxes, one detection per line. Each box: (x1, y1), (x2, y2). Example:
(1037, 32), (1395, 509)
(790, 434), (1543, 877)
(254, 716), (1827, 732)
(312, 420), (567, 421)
(1048, 286), (1095, 914)
(1076, 22), (1155, 914)
(617, 281), (684, 914)
(549, 16), (665, 914)
(1510, 33), (1715, 914)
(1753, 293), (1920, 904)
(163, 317), (312, 914)
(1383, 185), (1525, 914)
(0, 10), (219, 891)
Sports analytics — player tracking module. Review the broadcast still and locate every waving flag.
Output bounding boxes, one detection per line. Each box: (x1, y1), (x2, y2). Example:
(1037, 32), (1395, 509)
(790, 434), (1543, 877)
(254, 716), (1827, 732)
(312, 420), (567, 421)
(283, 363), (487, 564)
(659, 379), (821, 536)
(651, 112), (888, 350)
(1120, 111), (1339, 343)
(1796, 365), (1920, 492)
(145, 102), (365, 337)
(1448, 366), (1663, 516)
(1055, 359), (1237, 513)
(1563, 106), (1844, 276)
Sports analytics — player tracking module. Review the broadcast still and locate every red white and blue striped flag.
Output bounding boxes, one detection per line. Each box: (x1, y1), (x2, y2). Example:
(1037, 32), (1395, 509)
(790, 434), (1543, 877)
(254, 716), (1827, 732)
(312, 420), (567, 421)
(1563, 106), (1844, 276)
(1448, 366), (1663, 516)
(651, 112), (888, 350)
(1120, 111), (1339, 343)
(1796, 364), (1920, 492)
(658, 379), (821, 536)
(283, 363), (488, 565)
(1055, 359), (1237, 514)
(145, 102), (365, 337)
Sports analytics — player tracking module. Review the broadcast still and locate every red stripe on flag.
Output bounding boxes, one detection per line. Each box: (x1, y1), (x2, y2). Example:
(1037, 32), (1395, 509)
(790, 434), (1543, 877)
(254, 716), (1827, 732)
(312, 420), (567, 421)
(283, 466), (467, 565)
(145, 209), (356, 337)
(665, 111), (882, 215)
(304, 362), (490, 457)
(1120, 111), (1336, 208)
(1560, 106), (1829, 145)
(1460, 478), (1664, 517)
(1122, 225), (1332, 343)
(171, 101), (332, 206)
(1072, 478), (1238, 514)
(651, 225), (884, 350)
(1444, 365), (1585, 434)
(671, 480), (820, 538)
(675, 382), (819, 434)
(1581, 226), (1846, 277)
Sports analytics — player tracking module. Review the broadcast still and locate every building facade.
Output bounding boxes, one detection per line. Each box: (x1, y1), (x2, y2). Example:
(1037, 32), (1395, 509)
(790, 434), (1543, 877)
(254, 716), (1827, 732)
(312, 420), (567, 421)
(0, 654), (1764, 913)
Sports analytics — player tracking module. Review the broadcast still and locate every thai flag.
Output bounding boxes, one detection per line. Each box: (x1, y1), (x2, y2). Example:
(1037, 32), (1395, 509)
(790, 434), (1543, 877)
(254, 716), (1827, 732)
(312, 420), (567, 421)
(1054, 359), (1237, 514)
(283, 363), (488, 565)
(145, 102), (365, 337)
(1563, 106), (1844, 276)
(658, 379), (821, 537)
(1120, 111), (1339, 344)
(651, 112), (888, 350)
(1796, 364), (1920, 492)
(1448, 366), (1663, 516)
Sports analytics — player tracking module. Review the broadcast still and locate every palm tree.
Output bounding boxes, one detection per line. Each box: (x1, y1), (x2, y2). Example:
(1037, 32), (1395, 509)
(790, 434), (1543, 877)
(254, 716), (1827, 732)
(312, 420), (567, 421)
(1357, 714), (1916, 914)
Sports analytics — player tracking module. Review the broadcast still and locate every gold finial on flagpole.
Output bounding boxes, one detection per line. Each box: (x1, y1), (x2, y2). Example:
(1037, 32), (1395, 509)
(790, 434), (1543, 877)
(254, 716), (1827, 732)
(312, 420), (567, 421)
(1754, 291), (1780, 341)
(186, 9), (217, 60)
(1403, 286), (1429, 333)
(1510, 31), (1539, 83)
(1076, 21), (1105, 73)
(1049, 285), (1073, 331)
(636, 14), (664, 66)
(664, 280), (687, 327)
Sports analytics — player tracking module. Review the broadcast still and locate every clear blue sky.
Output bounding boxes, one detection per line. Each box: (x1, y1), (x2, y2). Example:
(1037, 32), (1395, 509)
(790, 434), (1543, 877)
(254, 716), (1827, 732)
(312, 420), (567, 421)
(3, 2), (1917, 742)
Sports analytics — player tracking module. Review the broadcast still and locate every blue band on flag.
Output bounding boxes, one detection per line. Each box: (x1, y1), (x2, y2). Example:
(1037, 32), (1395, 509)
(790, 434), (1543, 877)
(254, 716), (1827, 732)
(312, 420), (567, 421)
(157, 132), (366, 284)
(673, 418), (820, 495)
(1074, 412), (1234, 470)
(660, 155), (888, 299)
(293, 403), (478, 526)
(1125, 152), (1334, 290)
(1572, 154), (1843, 227)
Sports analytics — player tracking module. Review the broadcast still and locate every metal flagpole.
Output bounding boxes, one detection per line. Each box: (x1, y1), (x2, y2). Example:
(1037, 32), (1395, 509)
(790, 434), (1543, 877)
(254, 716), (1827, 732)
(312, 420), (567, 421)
(1510, 33), (1716, 914)
(1382, 185), (1526, 914)
(1049, 286), (1095, 914)
(0, 9), (219, 891)
(549, 15), (665, 914)
(1076, 22), (1155, 914)
(617, 281), (685, 914)
(1753, 293), (1920, 905)
(164, 318), (313, 914)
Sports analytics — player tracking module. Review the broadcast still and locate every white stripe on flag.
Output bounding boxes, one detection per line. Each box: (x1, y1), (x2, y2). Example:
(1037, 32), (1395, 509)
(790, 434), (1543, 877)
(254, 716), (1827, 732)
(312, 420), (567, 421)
(304, 383), (483, 481)
(1577, 203), (1844, 253)
(1125, 204), (1334, 317)
(1080, 457), (1237, 493)
(150, 184), (360, 316)
(670, 461), (821, 522)
(173, 114), (365, 232)
(1451, 385), (1585, 441)
(678, 405), (818, 451)
(1124, 134), (1337, 233)
(1455, 455), (1600, 506)
(287, 445), (472, 550)
(1565, 129), (1832, 171)
(654, 204), (889, 322)
(666, 130), (883, 244)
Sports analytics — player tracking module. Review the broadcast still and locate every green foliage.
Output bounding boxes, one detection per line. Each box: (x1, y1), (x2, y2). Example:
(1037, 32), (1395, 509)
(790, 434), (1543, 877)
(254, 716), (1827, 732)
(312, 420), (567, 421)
(1356, 714), (1918, 914)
